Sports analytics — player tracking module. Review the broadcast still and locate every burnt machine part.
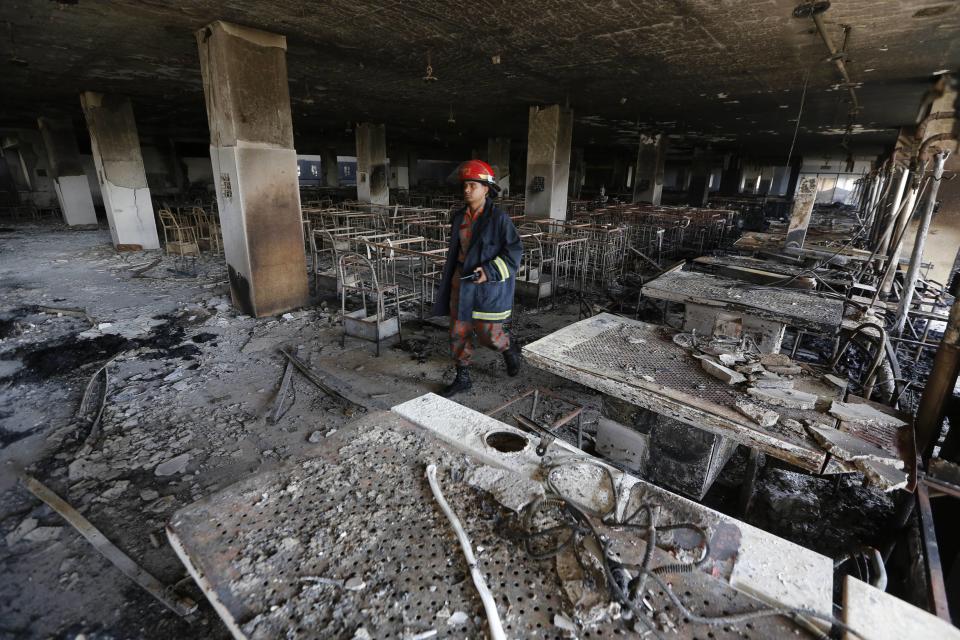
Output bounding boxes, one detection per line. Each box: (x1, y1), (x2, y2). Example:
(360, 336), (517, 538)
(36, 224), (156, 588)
(514, 413), (558, 456)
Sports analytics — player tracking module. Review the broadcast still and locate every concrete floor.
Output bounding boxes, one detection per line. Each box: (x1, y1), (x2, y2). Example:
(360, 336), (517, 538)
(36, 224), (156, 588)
(0, 220), (908, 638)
(0, 221), (602, 638)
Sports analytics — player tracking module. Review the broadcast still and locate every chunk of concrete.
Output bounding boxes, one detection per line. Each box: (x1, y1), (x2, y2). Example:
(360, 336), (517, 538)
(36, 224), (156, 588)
(698, 357), (746, 385)
(822, 373), (848, 391)
(735, 400), (779, 427)
(154, 453), (191, 477)
(759, 353), (793, 368)
(765, 364), (802, 375)
(736, 362), (766, 375)
(856, 459), (908, 492)
(806, 424), (903, 469)
(828, 401), (907, 428)
(842, 575), (960, 640)
(746, 387), (817, 410)
(465, 464), (545, 512)
(5, 517), (38, 546)
(752, 372), (794, 389)
(23, 526), (62, 542)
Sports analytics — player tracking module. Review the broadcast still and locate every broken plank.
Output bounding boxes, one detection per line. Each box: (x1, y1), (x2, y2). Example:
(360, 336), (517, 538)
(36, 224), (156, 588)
(268, 361), (295, 424)
(20, 473), (196, 618)
(35, 305), (94, 325)
(130, 257), (162, 277)
(279, 348), (367, 410)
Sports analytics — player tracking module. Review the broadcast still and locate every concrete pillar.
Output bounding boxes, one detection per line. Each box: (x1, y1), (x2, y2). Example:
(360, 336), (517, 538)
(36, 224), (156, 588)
(784, 176), (819, 252)
(686, 152), (711, 207)
(784, 157), (803, 200)
(770, 166), (791, 196)
(633, 134), (665, 204)
(719, 154), (742, 196)
(570, 147), (585, 201)
(525, 105), (573, 220)
(487, 137), (511, 196)
(408, 151), (419, 188)
(196, 20), (309, 316)
(37, 117), (98, 226)
(321, 148), (338, 188)
(390, 149), (410, 191)
(79, 93), (160, 249)
(355, 123), (388, 205)
(6, 129), (58, 209)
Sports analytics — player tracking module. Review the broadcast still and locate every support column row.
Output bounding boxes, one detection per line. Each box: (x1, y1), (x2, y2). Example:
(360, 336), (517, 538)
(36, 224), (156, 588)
(37, 117), (98, 226)
(197, 20), (308, 316)
(80, 92), (160, 249)
(525, 105), (573, 220)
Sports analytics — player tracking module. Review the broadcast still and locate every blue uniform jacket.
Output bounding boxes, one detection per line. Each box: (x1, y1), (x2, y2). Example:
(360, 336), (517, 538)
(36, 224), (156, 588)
(431, 198), (523, 322)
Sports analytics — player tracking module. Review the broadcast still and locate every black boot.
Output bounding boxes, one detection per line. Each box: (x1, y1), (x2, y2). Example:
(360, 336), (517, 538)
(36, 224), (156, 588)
(503, 344), (522, 377)
(440, 366), (472, 397)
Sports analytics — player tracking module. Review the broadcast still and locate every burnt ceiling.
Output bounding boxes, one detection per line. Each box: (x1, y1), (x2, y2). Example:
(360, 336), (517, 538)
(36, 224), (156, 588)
(1, 0), (957, 157)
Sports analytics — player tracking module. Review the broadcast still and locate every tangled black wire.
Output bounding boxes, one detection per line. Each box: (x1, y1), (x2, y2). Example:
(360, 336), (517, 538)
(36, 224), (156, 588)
(520, 456), (869, 639)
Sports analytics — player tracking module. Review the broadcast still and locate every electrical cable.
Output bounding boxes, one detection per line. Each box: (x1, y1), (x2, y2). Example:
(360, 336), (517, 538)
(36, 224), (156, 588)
(521, 457), (872, 639)
(425, 464), (506, 640)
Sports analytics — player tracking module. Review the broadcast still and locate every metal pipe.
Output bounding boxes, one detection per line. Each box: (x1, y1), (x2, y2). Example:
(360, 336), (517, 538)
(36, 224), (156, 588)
(893, 151), (949, 335)
(916, 293), (960, 458)
(877, 166), (910, 257)
(829, 321), (887, 399)
(811, 12), (860, 112)
(878, 178), (923, 297)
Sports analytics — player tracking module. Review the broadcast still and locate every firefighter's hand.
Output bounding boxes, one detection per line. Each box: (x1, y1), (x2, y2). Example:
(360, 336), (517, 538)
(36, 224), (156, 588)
(473, 267), (487, 284)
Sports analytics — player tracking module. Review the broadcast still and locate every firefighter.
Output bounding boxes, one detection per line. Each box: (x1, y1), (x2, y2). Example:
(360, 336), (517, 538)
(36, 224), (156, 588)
(432, 159), (523, 397)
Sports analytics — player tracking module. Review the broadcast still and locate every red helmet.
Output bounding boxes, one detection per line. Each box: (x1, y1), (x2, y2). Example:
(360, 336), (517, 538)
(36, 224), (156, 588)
(458, 159), (500, 192)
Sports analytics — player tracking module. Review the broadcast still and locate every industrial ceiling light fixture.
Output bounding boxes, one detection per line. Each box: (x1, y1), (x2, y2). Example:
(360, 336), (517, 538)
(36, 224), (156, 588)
(422, 51), (438, 82)
(447, 104), (456, 125)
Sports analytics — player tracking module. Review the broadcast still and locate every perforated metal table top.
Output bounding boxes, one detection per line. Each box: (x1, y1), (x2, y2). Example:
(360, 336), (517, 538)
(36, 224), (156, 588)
(167, 410), (821, 640)
(641, 270), (845, 333)
(524, 314), (841, 472)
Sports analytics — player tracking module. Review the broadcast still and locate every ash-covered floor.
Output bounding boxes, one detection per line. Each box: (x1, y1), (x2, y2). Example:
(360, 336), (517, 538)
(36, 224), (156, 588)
(0, 222), (903, 638)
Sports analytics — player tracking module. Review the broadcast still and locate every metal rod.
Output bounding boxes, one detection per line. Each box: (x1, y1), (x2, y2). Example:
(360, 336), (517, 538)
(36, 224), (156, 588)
(916, 296), (960, 457)
(916, 482), (950, 621)
(811, 12), (859, 112)
(878, 177), (924, 297)
(876, 166), (910, 257)
(894, 152), (948, 335)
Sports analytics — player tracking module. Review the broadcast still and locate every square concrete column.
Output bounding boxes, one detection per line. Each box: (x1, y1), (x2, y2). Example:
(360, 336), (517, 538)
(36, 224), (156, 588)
(38, 117), (98, 226)
(6, 129), (58, 210)
(784, 176), (819, 252)
(196, 20), (308, 317)
(525, 105), (573, 220)
(487, 137), (511, 196)
(686, 149), (711, 207)
(408, 151), (419, 188)
(79, 93), (160, 250)
(632, 134), (665, 204)
(390, 149), (409, 190)
(355, 123), (388, 205)
(321, 148), (339, 187)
